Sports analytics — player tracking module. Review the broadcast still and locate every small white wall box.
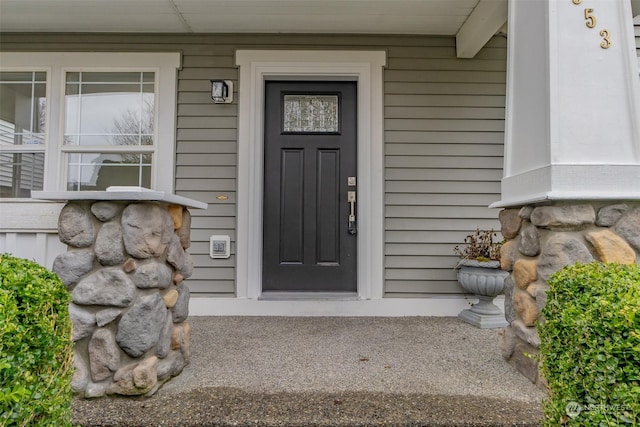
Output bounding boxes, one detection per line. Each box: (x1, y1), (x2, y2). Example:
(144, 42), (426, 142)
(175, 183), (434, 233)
(209, 235), (231, 259)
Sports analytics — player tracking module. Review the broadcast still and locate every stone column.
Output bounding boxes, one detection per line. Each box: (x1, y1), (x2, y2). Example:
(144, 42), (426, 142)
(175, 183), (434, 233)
(499, 202), (640, 385)
(51, 200), (196, 398)
(492, 1), (640, 385)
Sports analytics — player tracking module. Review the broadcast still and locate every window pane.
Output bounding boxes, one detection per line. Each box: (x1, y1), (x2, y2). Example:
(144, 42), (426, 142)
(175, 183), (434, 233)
(0, 72), (46, 146)
(79, 72), (145, 83)
(63, 133), (152, 147)
(64, 72), (154, 147)
(0, 152), (44, 197)
(0, 72), (45, 82)
(66, 152), (152, 191)
(65, 72), (80, 83)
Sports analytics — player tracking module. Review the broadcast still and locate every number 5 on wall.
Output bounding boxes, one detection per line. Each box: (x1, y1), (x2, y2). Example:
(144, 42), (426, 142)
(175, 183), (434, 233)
(584, 8), (596, 28)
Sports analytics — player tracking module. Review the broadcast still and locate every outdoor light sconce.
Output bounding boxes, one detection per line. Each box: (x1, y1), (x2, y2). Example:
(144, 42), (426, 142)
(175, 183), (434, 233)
(210, 80), (233, 103)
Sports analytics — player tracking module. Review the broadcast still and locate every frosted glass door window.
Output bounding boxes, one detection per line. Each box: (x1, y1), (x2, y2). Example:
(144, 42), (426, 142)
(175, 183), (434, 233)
(283, 95), (339, 133)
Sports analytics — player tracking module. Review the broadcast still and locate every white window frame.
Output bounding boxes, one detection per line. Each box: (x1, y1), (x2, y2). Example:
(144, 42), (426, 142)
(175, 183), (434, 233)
(0, 52), (180, 198)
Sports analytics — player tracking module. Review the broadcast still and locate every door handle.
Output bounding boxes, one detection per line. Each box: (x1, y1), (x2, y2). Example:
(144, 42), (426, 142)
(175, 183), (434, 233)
(347, 191), (357, 235)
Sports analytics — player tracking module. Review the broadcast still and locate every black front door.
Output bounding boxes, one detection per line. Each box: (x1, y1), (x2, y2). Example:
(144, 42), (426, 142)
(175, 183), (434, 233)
(263, 81), (357, 292)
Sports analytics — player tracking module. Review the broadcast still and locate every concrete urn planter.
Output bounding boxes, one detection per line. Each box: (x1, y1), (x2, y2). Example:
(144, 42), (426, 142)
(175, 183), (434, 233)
(456, 259), (509, 329)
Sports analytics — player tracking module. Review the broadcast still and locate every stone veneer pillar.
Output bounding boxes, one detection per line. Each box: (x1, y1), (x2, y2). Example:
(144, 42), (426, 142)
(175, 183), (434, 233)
(498, 202), (640, 386)
(494, 0), (640, 387)
(40, 191), (206, 398)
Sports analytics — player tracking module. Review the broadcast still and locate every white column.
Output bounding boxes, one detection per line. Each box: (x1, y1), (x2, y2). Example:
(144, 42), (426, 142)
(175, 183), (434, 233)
(493, 0), (640, 207)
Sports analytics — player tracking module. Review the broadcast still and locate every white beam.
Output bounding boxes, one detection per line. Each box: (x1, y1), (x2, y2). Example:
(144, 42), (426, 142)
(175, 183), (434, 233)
(456, 0), (508, 59)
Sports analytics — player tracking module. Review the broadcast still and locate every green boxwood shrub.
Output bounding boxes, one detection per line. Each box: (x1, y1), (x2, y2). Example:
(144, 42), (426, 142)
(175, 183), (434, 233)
(538, 262), (640, 426)
(0, 254), (73, 426)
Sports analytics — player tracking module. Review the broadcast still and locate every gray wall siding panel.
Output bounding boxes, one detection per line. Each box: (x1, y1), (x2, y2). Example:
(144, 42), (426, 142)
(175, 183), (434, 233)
(385, 38), (505, 295)
(385, 94), (506, 107)
(0, 33), (506, 297)
(386, 82), (505, 95)
(386, 193), (498, 206)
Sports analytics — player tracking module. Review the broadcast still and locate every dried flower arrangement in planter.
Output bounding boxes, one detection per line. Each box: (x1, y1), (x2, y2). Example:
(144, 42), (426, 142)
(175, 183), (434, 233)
(453, 228), (508, 328)
(454, 228), (503, 268)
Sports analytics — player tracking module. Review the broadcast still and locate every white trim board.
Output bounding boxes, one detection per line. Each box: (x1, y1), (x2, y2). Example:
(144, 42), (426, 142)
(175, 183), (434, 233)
(235, 50), (386, 302)
(0, 201), (63, 231)
(190, 296), (506, 317)
(491, 164), (640, 208)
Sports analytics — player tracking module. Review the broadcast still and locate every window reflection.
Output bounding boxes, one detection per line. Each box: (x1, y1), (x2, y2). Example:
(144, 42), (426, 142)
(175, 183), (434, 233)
(67, 152), (152, 191)
(0, 71), (46, 198)
(63, 71), (155, 192)
(64, 72), (154, 146)
(0, 152), (44, 197)
(0, 72), (46, 146)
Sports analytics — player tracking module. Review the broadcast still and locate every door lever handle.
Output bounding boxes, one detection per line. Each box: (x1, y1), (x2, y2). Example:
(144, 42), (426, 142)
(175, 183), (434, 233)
(347, 191), (357, 235)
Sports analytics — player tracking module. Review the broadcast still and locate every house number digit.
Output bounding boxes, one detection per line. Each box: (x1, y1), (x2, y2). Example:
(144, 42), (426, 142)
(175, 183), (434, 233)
(584, 8), (596, 28)
(572, 2), (612, 49)
(600, 29), (611, 49)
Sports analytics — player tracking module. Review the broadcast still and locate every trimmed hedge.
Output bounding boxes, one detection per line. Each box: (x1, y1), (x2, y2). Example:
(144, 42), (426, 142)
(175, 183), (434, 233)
(0, 254), (73, 427)
(538, 262), (640, 426)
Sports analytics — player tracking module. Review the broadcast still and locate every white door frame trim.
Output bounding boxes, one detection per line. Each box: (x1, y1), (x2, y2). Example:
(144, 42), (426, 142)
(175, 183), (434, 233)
(235, 50), (386, 300)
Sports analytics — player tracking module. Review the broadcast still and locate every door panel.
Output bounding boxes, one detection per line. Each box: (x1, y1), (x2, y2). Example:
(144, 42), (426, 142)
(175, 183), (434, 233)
(316, 149), (339, 264)
(263, 81), (357, 292)
(280, 149), (304, 263)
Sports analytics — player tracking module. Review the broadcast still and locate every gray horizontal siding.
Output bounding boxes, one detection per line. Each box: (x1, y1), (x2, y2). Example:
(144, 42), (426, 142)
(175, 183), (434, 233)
(173, 41), (238, 299)
(385, 36), (505, 296)
(0, 33), (507, 297)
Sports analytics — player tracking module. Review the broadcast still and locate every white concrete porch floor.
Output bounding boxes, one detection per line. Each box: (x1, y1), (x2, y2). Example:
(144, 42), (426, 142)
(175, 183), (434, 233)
(73, 316), (547, 426)
(163, 317), (543, 400)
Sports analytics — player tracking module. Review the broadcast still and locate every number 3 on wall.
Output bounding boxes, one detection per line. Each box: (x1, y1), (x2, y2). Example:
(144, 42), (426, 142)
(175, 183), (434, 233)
(600, 29), (611, 49)
(571, 0), (612, 49)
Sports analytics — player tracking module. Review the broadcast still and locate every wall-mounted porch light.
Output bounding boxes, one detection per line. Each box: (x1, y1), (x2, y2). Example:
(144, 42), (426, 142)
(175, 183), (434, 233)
(210, 80), (233, 103)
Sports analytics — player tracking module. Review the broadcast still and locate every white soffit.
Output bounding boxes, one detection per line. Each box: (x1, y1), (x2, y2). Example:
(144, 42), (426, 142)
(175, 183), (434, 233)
(0, 0), (480, 35)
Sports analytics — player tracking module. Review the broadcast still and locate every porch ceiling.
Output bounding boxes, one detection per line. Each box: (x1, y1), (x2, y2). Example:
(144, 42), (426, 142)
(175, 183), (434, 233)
(2, 1), (637, 58)
(1, 0), (483, 35)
